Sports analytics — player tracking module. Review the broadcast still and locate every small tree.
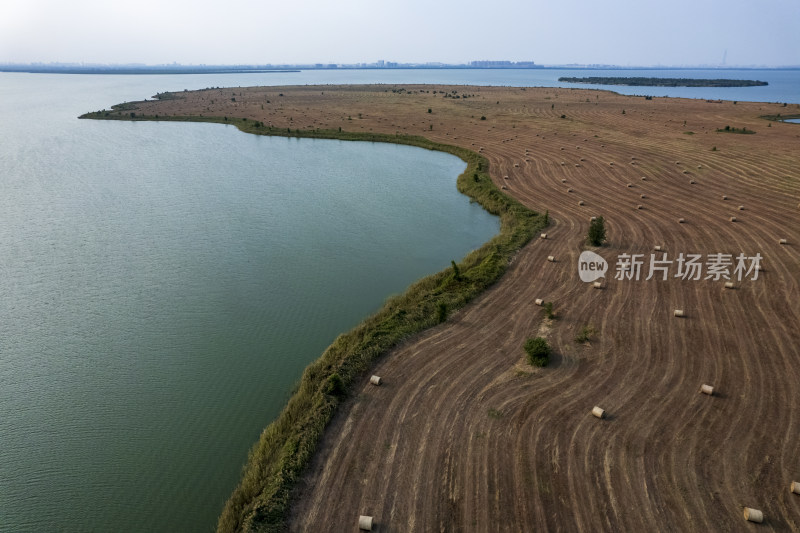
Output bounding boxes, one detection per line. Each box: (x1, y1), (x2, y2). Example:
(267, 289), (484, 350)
(587, 216), (606, 246)
(325, 373), (345, 396)
(524, 337), (551, 367)
(451, 260), (461, 281)
(437, 302), (448, 323)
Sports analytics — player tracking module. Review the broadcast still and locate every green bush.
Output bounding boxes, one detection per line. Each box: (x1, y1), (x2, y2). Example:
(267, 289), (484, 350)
(587, 216), (606, 246)
(524, 337), (551, 367)
(324, 373), (345, 396)
(574, 325), (597, 343)
(542, 301), (555, 320)
(437, 302), (448, 323)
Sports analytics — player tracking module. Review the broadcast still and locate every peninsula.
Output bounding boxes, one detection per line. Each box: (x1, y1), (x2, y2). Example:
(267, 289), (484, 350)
(83, 85), (800, 532)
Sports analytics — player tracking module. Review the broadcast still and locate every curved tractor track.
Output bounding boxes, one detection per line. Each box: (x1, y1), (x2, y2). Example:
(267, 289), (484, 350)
(131, 86), (800, 531)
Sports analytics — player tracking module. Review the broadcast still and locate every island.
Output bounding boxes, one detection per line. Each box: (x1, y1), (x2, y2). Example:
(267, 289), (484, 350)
(558, 76), (768, 87)
(82, 86), (799, 533)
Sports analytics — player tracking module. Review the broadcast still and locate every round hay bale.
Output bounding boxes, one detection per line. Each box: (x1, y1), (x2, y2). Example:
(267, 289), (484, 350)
(561, 178), (567, 183)
(503, 175), (509, 180)
(370, 375), (382, 386)
(637, 204), (643, 210)
(609, 162), (614, 166)
(535, 298), (543, 306)
(578, 200), (585, 206)
(514, 163), (520, 167)
(592, 406), (605, 419)
(724, 282), (735, 289)
(574, 164), (580, 167)
(743, 508), (763, 523)
(730, 216), (736, 222)
(700, 384), (714, 395)
(641, 194), (647, 198)
(722, 195), (728, 200)
(689, 178), (695, 183)
(779, 238), (788, 245)
(359, 515), (374, 530)
(547, 256), (556, 262)
(627, 183), (633, 188)
(501, 185), (508, 190)
(738, 205), (745, 210)
(641, 176), (647, 180)
(654, 245), (662, 251)
(791, 481), (800, 494)
(674, 309), (685, 317)
(678, 218), (685, 223)
(567, 188), (573, 193)
(593, 281), (603, 289)
(540, 233), (547, 240)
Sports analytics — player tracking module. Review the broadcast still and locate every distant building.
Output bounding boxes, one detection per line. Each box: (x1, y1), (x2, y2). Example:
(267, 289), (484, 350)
(469, 60), (540, 68)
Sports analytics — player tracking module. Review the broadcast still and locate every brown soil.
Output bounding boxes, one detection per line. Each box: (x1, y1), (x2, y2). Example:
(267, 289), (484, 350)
(127, 85), (800, 532)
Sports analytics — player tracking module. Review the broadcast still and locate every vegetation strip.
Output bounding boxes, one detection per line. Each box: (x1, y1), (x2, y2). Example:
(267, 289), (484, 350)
(558, 76), (768, 87)
(80, 109), (547, 532)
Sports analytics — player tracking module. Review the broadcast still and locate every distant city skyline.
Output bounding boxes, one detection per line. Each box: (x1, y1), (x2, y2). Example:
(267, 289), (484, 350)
(2, 0), (798, 68)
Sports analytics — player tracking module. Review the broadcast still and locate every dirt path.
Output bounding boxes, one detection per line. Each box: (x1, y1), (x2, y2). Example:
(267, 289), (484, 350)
(129, 86), (800, 531)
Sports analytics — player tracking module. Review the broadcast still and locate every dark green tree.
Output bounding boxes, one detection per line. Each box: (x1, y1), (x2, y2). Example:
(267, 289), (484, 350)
(325, 373), (345, 396)
(451, 260), (461, 281)
(437, 302), (448, 323)
(588, 216), (606, 246)
(524, 337), (552, 367)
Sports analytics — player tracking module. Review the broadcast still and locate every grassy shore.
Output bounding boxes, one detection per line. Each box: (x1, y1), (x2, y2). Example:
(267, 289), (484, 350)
(81, 109), (546, 532)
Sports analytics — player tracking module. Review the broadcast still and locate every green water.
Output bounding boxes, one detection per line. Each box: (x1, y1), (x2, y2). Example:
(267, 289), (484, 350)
(0, 74), (499, 532)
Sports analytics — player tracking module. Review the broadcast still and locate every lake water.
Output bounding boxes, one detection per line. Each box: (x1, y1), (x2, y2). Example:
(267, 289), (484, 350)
(1, 67), (798, 532)
(0, 74), (500, 532)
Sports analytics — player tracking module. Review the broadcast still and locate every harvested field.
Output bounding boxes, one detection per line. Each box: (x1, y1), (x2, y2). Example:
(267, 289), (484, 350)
(111, 86), (800, 531)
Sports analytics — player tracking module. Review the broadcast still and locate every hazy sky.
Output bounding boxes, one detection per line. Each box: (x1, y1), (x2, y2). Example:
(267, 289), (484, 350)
(2, 0), (798, 66)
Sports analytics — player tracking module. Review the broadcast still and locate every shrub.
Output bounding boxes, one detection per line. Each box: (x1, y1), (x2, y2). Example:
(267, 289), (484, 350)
(587, 216), (606, 246)
(480, 116), (486, 120)
(542, 301), (555, 320)
(428, 108), (432, 113)
(450, 260), (461, 281)
(524, 337), (551, 367)
(574, 325), (597, 343)
(437, 302), (448, 323)
(325, 373), (345, 396)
